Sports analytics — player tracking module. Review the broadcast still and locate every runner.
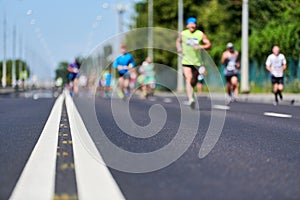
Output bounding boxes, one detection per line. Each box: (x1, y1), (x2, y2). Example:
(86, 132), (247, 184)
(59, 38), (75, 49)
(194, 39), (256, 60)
(103, 69), (112, 98)
(221, 42), (240, 102)
(176, 16), (211, 109)
(53, 77), (63, 97)
(139, 57), (156, 98)
(129, 69), (137, 95)
(113, 44), (136, 100)
(265, 45), (287, 105)
(67, 58), (81, 96)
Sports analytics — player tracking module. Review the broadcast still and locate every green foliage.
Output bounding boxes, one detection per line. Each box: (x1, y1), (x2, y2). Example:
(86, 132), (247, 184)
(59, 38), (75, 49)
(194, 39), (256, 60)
(0, 60), (30, 85)
(249, 0), (300, 60)
(286, 79), (300, 93)
(55, 61), (69, 85)
(130, 0), (300, 69)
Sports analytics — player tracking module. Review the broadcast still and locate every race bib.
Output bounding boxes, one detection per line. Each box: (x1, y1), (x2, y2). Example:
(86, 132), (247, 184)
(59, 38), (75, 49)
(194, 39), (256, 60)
(227, 64), (235, 71)
(186, 38), (199, 46)
(272, 70), (283, 77)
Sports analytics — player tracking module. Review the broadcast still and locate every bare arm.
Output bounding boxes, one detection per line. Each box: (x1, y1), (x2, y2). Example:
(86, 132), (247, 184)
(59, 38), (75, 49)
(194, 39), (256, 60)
(201, 33), (211, 50)
(221, 52), (227, 65)
(282, 63), (287, 71)
(193, 33), (211, 50)
(266, 64), (272, 73)
(235, 51), (240, 68)
(176, 33), (183, 53)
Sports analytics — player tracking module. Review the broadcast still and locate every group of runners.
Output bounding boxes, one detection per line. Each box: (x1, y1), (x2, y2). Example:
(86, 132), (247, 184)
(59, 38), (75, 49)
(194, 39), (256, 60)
(175, 16), (286, 108)
(67, 16), (287, 108)
(109, 44), (156, 100)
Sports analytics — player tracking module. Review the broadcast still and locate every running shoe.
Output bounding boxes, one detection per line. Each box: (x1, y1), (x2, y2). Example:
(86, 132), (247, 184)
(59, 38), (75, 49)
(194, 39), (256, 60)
(117, 90), (124, 99)
(189, 99), (195, 109)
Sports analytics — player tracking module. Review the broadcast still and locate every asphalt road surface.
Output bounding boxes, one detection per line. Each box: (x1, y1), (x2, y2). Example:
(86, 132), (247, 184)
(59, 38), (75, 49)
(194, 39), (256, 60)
(0, 91), (299, 200)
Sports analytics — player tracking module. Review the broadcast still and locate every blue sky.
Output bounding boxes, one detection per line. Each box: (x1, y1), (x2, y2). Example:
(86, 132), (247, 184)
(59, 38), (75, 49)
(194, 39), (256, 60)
(0, 0), (139, 79)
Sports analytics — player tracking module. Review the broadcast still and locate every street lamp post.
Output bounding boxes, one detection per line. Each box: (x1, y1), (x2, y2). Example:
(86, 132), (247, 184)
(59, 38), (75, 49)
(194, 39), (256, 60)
(12, 25), (17, 87)
(177, 0), (184, 93)
(2, 13), (7, 88)
(117, 3), (126, 48)
(148, 0), (153, 60)
(241, 0), (250, 93)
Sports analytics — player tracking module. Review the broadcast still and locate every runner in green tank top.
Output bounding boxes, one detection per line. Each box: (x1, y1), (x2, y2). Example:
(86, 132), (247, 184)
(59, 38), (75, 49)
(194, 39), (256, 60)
(176, 17), (211, 109)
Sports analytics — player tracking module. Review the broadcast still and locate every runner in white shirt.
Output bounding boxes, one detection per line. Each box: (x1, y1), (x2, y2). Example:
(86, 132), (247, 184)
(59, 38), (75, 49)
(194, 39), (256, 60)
(265, 45), (287, 105)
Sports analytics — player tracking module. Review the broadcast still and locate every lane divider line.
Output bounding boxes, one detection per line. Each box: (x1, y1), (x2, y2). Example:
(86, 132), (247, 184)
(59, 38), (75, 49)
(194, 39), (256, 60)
(264, 112), (292, 118)
(10, 94), (65, 200)
(65, 92), (125, 200)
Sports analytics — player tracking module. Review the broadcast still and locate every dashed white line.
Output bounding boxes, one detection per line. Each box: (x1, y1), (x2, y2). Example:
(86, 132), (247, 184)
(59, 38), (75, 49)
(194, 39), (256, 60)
(264, 112), (292, 118)
(212, 105), (230, 110)
(163, 98), (172, 103)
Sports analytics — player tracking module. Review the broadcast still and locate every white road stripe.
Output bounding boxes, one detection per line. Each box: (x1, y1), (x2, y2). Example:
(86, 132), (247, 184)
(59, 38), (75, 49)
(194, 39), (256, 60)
(264, 112), (292, 118)
(212, 105), (230, 110)
(65, 92), (125, 200)
(10, 94), (64, 200)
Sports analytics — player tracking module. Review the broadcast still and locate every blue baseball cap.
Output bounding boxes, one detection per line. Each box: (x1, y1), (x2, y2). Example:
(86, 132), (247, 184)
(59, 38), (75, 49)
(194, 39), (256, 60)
(187, 17), (197, 25)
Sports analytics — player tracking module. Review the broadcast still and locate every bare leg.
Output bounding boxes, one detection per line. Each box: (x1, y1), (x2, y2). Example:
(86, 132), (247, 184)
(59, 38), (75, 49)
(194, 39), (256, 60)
(73, 78), (79, 95)
(231, 76), (239, 99)
(118, 77), (125, 98)
(197, 83), (203, 96)
(123, 78), (130, 96)
(273, 83), (279, 103)
(226, 82), (231, 97)
(183, 67), (194, 102)
(278, 83), (284, 100)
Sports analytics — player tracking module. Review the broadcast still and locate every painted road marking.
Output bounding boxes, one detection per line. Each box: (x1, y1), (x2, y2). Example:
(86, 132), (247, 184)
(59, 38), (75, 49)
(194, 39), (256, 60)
(55, 101), (78, 197)
(65, 92), (125, 200)
(212, 105), (230, 110)
(10, 92), (125, 200)
(163, 98), (172, 103)
(264, 112), (292, 118)
(10, 94), (64, 200)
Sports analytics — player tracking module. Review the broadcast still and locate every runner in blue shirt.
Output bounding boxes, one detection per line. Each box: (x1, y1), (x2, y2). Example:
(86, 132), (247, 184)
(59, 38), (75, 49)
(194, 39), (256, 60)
(113, 44), (136, 99)
(67, 58), (81, 96)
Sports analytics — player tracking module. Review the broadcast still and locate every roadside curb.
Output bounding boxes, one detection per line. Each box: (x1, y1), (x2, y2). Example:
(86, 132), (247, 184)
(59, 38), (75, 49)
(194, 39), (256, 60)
(154, 91), (299, 106)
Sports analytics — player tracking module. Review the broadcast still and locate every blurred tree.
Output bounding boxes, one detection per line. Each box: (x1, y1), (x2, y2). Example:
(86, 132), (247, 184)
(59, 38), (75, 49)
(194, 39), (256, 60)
(0, 59), (30, 85)
(130, 0), (300, 68)
(55, 61), (69, 85)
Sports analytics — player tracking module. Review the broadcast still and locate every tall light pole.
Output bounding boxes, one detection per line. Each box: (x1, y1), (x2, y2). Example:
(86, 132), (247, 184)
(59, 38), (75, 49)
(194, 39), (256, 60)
(117, 4), (126, 47)
(12, 25), (17, 87)
(177, 0), (184, 93)
(2, 13), (7, 88)
(18, 34), (22, 85)
(148, 0), (153, 60)
(241, 0), (249, 93)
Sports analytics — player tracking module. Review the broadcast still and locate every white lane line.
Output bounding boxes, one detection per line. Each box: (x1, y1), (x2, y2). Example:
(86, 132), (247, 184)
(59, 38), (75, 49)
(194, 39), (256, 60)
(264, 112), (292, 118)
(163, 98), (172, 103)
(10, 94), (64, 200)
(65, 92), (125, 200)
(212, 105), (230, 110)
